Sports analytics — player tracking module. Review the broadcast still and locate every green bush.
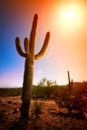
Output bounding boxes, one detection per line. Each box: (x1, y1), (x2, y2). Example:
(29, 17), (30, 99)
(32, 85), (58, 99)
(32, 86), (46, 99)
(32, 78), (58, 99)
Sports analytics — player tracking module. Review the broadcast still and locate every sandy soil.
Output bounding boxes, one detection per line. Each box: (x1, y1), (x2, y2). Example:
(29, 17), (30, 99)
(0, 96), (87, 130)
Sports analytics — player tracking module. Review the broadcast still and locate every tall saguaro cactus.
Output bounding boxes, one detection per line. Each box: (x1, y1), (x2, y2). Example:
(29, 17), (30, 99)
(15, 14), (50, 120)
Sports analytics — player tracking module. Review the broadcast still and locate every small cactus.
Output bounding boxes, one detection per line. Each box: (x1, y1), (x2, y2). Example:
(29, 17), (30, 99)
(15, 14), (50, 120)
(67, 71), (73, 94)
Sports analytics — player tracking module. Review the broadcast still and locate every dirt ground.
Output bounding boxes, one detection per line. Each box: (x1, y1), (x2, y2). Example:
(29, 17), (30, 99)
(0, 96), (87, 130)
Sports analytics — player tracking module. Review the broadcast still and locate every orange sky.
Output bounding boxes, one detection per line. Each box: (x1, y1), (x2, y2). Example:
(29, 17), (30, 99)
(0, 0), (87, 86)
(35, 0), (87, 84)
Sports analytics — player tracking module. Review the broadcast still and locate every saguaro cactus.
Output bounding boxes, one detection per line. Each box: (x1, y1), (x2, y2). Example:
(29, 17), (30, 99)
(67, 71), (73, 94)
(15, 14), (50, 120)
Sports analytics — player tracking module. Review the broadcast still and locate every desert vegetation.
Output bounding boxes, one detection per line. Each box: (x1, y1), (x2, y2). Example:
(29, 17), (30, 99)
(0, 78), (87, 130)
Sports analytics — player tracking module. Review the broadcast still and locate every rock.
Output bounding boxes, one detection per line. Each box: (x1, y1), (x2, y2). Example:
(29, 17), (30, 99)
(13, 108), (19, 114)
(83, 112), (87, 120)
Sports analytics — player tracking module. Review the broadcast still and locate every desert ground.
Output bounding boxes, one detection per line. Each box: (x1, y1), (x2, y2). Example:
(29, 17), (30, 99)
(0, 96), (87, 130)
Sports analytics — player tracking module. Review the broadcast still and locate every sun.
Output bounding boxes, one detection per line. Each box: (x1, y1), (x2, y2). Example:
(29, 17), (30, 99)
(60, 5), (79, 25)
(64, 8), (76, 21)
(54, 2), (84, 32)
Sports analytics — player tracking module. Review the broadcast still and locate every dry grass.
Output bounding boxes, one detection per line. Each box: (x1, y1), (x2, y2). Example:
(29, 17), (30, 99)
(0, 96), (87, 130)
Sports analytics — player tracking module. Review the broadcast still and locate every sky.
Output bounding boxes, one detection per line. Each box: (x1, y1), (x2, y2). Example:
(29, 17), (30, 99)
(0, 0), (87, 87)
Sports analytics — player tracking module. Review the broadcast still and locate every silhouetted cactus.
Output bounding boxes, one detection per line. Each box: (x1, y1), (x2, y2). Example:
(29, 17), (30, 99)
(15, 14), (50, 120)
(67, 70), (73, 94)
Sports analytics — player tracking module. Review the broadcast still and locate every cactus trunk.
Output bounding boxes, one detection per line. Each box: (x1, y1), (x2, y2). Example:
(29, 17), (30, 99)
(22, 57), (34, 102)
(20, 57), (34, 120)
(15, 14), (50, 120)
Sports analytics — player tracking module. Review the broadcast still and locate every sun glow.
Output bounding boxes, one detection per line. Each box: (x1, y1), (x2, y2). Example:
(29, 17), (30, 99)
(54, 2), (84, 32)
(64, 8), (76, 21)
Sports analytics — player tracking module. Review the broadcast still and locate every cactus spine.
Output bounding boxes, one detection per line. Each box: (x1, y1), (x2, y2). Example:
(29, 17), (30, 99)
(15, 14), (50, 120)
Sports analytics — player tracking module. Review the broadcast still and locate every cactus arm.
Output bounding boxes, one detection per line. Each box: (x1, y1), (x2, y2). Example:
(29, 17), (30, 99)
(29, 14), (38, 54)
(24, 37), (29, 54)
(67, 71), (70, 85)
(15, 37), (26, 57)
(35, 32), (50, 60)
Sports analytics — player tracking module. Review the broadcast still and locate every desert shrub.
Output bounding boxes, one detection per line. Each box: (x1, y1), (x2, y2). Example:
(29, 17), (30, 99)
(54, 86), (73, 114)
(44, 86), (56, 99)
(32, 78), (57, 99)
(54, 84), (87, 115)
(0, 88), (22, 97)
(32, 86), (46, 99)
(37, 77), (57, 87)
(33, 99), (44, 116)
(72, 92), (85, 114)
(73, 82), (87, 96)
(32, 85), (58, 99)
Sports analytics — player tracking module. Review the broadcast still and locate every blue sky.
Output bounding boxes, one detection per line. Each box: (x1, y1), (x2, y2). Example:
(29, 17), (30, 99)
(0, 0), (87, 87)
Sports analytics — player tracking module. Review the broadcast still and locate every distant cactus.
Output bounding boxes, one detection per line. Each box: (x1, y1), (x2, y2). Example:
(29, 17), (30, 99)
(15, 14), (50, 120)
(67, 70), (73, 94)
